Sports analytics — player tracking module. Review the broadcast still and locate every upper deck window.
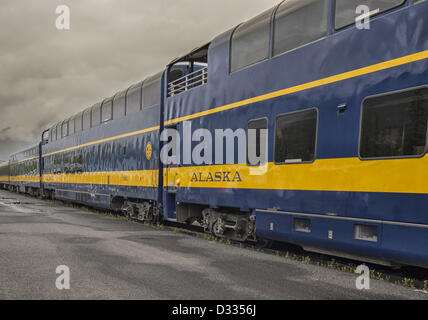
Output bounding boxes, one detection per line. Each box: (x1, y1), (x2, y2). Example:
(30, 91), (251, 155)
(360, 87), (428, 159)
(230, 8), (273, 73)
(113, 90), (126, 120)
(142, 72), (162, 108)
(42, 130), (49, 145)
(335, 0), (405, 30)
(69, 118), (75, 135)
(50, 127), (55, 142)
(83, 108), (91, 130)
(275, 109), (318, 164)
(74, 112), (83, 132)
(62, 121), (69, 138)
(101, 99), (113, 123)
(55, 123), (61, 140)
(126, 83), (142, 116)
(91, 103), (101, 127)
(273, 0), (328, 57)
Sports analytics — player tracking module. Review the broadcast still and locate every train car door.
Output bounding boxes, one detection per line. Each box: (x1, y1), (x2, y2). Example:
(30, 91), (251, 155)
(163, 124), (179, 221)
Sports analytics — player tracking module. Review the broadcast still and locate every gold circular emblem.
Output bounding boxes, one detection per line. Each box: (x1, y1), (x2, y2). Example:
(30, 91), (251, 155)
(145, 141), (153, 160)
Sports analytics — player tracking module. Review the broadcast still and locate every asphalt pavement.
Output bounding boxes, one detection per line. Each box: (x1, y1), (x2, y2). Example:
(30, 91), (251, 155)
(0, 189), (426, 300)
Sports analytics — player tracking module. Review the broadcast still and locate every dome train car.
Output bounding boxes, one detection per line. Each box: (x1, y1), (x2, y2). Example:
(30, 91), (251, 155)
(2, 145), (41, 196)
(0, 0), (427, 268)
(41, 72), (163, 219)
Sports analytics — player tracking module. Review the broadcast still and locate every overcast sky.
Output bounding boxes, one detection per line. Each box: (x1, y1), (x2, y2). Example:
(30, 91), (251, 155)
(0, 0), (280, 160)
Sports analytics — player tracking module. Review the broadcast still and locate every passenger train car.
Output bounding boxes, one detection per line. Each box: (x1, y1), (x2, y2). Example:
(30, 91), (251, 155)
(1, 0), (428, 268)
(6, 145), (41, 195)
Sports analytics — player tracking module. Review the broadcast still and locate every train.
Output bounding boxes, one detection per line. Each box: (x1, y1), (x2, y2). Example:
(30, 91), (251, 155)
(1, 0), (428, 268)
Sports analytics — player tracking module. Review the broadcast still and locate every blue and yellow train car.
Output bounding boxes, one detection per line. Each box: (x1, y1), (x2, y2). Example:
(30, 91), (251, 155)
(41, 73), (166, 220)
(162, 0), (428, 267)
(8, 145), (41, 195)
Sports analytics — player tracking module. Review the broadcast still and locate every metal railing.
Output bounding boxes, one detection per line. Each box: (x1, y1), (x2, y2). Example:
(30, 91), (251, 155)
(168, 67), (208, 97)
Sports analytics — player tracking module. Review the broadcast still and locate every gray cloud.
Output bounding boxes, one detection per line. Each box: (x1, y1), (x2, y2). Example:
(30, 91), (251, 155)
(0, 0), (280, 158)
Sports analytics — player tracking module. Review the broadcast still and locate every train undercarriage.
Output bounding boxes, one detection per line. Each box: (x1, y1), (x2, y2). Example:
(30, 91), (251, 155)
(201, 208), (257, 242)
(119, 198), (258, 243)
(1, 183), (261, 245)
(121, 200), (162, 224)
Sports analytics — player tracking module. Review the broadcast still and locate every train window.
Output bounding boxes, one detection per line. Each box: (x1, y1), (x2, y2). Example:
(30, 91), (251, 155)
(126, 82), (142, 115)
(230, 8), (273, 73)
(247, 118), (268, 166)
(360, 87), (428, 159)
(46, 132), (51, 145)
(354, 225), (378, 242)
(74, 112), (83, 132)
(61, 121), (69, 138)
(55, 123), (61, 140)
(273, 0), (328, 57)
(76, 152), (83, 172)
(113, 90), (126, 120)
(142, 72), (162, 108)
(335, 0), (405, 30)
(91, 103), (101, 127)
(50, 128), (54, 142)
(294, 218), (311, 233)
(101, 99), (113, 123)
(83, 108), (91, 130)
(69, 117), (75, 135)
(275, 109), (318, 164)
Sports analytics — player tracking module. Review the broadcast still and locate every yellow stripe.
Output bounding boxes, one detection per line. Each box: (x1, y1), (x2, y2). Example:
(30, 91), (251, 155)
(42, 170), (159, 187)
(39, 155), (428, 195)
(42, 50), (428, 158)
(9, 176), (40, 183)
(0, 176), (8, 182)
(165, 156), (428, 195)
